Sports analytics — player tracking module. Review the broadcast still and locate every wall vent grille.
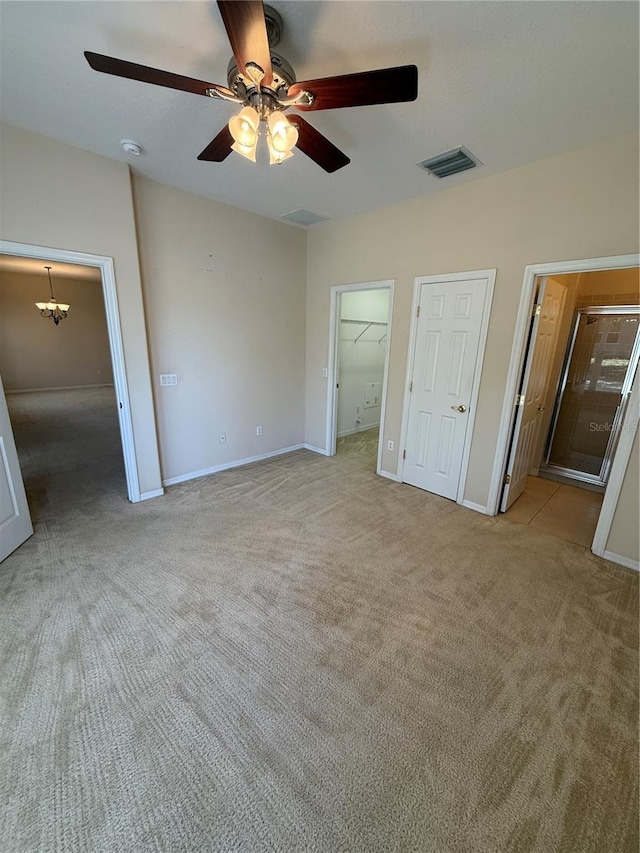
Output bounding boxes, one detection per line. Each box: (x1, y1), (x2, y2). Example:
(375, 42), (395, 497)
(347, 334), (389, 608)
(417, 146), (481, 178)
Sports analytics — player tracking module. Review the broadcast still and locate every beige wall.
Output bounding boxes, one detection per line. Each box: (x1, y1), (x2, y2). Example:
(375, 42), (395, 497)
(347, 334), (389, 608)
(1, 122), (636, 565)
(305, 133), (640, 517)
(0, 271), (113, 391)
(575, 267), (640, 299)
(132, 176), (307, 482)
(0, 123), (161, 495)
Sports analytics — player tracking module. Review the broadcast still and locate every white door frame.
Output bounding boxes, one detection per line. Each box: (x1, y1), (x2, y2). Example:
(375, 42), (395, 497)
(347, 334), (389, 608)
(398, 268), (496, 508)
(0, 239), (142, 503)
(488, 253), (640, 559)
(326, 279), (394, 475)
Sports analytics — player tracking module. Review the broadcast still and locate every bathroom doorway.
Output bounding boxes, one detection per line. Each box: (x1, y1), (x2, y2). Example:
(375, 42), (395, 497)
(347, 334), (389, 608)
(496, 258), (639, 553)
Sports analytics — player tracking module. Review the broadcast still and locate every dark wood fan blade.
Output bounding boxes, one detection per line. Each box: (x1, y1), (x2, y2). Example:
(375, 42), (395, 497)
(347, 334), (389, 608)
(288, 65), (418, 111)
(84, 51), (234, 99)
(217, 1), (273, 86)
(197, 126), (233, 161)
(288, 115), (350, 173)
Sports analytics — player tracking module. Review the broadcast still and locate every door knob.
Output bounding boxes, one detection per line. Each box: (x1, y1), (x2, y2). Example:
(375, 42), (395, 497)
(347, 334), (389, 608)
(537, 405), (545, 412)
(451, 405), (467, 413)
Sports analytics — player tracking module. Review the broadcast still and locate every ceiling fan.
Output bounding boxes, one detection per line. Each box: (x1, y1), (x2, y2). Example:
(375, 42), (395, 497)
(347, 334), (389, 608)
(85, 0), (418, 173)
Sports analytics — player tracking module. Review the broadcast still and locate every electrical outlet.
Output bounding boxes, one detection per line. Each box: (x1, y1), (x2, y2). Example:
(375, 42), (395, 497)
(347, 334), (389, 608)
(387, 440), (394, 451)
(256, 425), (263, 436)
(219, 432), (226, 444)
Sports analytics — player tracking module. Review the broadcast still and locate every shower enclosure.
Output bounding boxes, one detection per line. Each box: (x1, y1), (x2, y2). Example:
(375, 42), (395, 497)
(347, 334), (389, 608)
(545, 306), (640, 485)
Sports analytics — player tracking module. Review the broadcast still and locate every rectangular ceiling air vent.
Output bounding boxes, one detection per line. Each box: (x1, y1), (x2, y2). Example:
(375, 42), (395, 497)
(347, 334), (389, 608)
(417, 146), (481, 178)
(279, 209), (329, 227)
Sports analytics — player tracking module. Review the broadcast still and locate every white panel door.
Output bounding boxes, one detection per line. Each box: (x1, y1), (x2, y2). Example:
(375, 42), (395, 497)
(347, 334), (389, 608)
(0, 376), (33, 562)
(403, 278), (488, 500)
(501, 277), (567, 511)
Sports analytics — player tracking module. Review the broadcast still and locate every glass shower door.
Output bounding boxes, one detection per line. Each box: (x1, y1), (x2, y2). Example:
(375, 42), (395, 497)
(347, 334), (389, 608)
(546, 307), (640, 484)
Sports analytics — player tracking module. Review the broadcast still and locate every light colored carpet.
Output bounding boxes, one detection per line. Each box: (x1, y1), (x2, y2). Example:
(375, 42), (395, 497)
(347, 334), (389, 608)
(1, 388), (638, 853)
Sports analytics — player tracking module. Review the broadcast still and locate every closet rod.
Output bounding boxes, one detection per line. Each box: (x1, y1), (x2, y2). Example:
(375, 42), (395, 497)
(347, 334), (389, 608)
(341, 318), (388, 344)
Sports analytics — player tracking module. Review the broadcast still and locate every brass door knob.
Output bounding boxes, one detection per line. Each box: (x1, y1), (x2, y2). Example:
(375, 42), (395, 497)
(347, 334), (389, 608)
(537, 405), (545, 412)
(451, 405), (468, 413)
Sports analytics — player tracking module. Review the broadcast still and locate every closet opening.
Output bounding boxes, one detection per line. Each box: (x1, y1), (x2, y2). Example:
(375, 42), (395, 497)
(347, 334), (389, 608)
(326, 280), (394, 475)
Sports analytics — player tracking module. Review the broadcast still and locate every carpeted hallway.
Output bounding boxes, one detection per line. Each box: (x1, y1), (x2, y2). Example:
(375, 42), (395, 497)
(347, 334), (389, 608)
(1, 389), (638, 852)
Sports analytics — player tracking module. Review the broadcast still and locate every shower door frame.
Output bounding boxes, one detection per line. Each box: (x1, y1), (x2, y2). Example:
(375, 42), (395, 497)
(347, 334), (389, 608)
(544, 304), (640, 486)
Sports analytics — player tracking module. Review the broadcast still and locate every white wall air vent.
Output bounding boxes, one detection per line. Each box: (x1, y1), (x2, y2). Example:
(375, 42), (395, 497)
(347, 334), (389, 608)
(417, 146), (481, 178)
(279, 209), (329, 227)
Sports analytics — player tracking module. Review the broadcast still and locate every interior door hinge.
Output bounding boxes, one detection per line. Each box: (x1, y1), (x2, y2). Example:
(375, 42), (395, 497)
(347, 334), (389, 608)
(403, 449), (406, 460)
(516, 394), (525, 406)
(416, 305), (420, 317)
(504, 474), (511, 485)
(409, 381), (413, 392)
(532, 304), (542, 317)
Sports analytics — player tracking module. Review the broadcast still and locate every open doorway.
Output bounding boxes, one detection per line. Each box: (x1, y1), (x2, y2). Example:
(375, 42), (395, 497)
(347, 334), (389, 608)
(0, 242), (144, 508)
(326, 281), (393, 474)
(0, 255), (129, 519)
(496, 259), (639, 551)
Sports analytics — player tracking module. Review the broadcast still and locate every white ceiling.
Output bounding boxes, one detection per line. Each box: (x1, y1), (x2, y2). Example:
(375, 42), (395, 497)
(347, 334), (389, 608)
(0, 255), (101, 281)
(1, 1), (638, 224)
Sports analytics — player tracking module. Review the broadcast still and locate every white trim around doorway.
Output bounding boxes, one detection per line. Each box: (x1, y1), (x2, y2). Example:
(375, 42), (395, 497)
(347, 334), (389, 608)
(0, 239), (145, 503)
(326, 279), (394, 477)
(488, 253), (640, 566)
(398, 268), (496, 509)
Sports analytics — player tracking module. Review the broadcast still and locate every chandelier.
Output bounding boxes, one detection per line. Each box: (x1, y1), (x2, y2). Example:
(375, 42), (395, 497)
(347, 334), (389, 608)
(35, 266), (70, 325)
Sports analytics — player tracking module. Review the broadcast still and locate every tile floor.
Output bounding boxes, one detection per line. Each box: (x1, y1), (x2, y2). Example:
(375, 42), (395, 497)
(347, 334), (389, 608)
(503, 476), (604, 548)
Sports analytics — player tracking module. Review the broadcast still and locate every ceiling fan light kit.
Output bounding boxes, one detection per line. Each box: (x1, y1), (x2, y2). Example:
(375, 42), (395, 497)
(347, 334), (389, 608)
(85, 1), (418, 173)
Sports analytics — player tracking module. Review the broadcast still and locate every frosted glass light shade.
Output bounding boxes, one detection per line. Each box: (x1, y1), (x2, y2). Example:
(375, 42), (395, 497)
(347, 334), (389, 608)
(231, 139), (258, 163)
(229, 107), (259, 148)
(267, 112), (298, 153)
(266, 134), (293, 165)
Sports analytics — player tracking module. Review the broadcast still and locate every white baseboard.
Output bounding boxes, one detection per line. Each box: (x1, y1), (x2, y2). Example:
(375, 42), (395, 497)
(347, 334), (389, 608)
(378, 469), (401, 482)
(337, 422), (380, 438)
(139, 488), (164, 501)
(303, 443), (331, 456)
(7, 383), (115, 394)
(162, 444), (305, 487)
(461, 499), (489, 515)
(601, 549), (640, 572)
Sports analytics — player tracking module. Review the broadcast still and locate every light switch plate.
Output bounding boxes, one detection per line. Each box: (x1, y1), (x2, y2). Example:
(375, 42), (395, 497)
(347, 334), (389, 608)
(160, 374), (177, 387)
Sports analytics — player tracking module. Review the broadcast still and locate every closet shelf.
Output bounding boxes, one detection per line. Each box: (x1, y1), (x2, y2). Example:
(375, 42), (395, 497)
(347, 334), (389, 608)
(340, 318), (388, 343)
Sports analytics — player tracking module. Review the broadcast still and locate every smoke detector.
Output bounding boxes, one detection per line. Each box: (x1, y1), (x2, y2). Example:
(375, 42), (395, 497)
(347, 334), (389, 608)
(120, 138), (143, 156)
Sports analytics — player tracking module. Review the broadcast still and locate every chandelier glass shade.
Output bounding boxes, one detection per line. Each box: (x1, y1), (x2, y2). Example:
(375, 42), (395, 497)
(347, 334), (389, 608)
(228, 105), (298, 165)
(35, 266), (70, 326)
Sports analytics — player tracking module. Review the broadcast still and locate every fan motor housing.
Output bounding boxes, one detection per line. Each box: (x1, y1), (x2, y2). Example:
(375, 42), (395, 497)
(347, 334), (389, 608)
(227, 52), (296, 100)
